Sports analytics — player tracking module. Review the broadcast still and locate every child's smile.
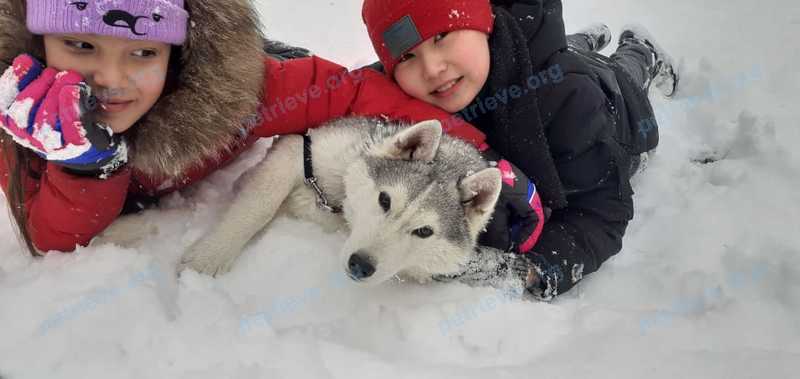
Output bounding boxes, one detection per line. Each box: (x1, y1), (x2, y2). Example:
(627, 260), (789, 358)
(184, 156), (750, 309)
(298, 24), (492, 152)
(431, 76), (464, 98)
(99, 98), (136, 114)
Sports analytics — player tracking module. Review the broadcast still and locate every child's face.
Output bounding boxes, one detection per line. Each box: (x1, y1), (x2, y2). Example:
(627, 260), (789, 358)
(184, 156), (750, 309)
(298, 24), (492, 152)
(393, 30), (490, 113)
(43, 34), (171, 134)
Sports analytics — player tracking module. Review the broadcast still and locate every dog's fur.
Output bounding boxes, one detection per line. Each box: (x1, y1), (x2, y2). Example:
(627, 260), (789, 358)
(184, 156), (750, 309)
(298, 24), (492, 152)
(179, 118), (502, 284)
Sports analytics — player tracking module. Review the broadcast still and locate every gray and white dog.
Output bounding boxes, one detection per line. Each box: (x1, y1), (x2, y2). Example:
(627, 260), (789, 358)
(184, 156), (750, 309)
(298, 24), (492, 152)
(178, 118), (503, 284)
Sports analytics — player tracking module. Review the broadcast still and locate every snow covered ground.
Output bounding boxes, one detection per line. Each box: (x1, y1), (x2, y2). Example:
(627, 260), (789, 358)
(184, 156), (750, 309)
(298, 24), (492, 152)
(2, 0), (799, 378)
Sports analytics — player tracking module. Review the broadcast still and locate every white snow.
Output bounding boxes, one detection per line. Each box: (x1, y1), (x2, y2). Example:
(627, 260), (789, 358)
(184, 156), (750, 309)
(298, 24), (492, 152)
(0, 65), (19, 108)
(1, 0), (799, 378)
(31, 122), (64, 153)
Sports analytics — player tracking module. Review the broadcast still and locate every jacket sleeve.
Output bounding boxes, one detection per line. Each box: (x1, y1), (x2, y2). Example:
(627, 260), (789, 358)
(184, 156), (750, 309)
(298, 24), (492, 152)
(0, 153), (131, 253)
(528, 74), (634, 299)
(251, 56), (486, 146)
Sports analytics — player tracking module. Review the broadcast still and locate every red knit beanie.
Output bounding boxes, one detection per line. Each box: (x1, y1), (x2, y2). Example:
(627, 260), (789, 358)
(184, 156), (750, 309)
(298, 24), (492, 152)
(362, 0), (494, 76)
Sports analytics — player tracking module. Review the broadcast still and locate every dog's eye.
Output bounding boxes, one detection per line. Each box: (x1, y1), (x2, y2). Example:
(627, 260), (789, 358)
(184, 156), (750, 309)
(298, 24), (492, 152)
(70, 1), (88, 11)
(152, 13), (163, 22)
(379, 192), (391, 212)
(412, 226), (434, 239)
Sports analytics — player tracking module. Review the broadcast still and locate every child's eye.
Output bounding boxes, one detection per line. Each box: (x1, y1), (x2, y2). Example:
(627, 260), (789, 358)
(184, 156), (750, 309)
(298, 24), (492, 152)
(132, 49), (159, 58)
(434, 32), (449, 43)
(64, 40), (94, 51)
(398, 52), (415, 63)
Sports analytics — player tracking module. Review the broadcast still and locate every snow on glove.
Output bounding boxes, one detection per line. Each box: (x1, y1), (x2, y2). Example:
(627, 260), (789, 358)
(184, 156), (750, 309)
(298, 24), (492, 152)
(478, 148), (545, 253)
(431, 246), (560, 301)
(0, 54), (127, 178)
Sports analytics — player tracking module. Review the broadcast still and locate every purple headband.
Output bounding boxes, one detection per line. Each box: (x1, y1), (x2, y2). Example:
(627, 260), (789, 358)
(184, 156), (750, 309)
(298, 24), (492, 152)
(26, 0), (188, 45)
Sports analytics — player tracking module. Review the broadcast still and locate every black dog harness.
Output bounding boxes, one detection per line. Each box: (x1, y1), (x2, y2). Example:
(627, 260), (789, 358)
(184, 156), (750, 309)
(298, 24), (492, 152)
(303, 135), (343, 214)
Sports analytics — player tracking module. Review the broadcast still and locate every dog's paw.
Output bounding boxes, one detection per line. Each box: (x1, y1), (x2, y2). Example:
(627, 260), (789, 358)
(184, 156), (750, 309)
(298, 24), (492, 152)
(178, 243), (237, 278)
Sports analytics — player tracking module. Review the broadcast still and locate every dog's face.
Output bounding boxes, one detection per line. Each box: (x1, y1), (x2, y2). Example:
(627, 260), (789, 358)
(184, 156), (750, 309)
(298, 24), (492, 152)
(340, 121), (501, 284)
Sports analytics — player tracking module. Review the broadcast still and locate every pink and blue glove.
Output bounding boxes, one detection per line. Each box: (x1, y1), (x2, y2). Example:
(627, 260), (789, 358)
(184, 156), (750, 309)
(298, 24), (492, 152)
(479, 148), (546, 253)
(430, 149), (548, 293)
(0, 54), (127, 177)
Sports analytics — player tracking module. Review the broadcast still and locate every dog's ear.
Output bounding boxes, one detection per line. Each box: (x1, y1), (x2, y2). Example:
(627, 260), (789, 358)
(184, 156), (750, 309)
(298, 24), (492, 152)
(381, 120), (442, 162)
(459, 167), (502, 239)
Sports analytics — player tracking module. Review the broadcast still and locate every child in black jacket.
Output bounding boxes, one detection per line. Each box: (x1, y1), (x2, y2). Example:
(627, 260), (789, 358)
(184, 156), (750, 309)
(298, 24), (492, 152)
(362, 0), (678, 300)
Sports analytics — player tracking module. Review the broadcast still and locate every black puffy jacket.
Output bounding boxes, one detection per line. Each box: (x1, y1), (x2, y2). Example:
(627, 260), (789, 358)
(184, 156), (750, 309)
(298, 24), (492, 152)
(464, 0), (658, 298)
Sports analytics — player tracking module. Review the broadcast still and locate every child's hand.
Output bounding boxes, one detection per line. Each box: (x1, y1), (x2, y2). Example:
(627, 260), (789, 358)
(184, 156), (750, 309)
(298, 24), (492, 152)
(0, 54), (127, 177)
(479, 149), (546, 253)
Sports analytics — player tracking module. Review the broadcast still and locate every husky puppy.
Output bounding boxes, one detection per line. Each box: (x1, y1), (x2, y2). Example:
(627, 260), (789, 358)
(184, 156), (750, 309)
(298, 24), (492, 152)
(179, 118), (502, 284)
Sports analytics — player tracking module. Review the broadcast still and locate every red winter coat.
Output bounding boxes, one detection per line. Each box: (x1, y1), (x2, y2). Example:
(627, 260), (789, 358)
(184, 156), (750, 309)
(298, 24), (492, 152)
(0, 56), (486, 253)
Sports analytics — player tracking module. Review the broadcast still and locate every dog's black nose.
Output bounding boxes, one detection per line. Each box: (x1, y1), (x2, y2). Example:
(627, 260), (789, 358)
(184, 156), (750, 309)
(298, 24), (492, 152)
(348, 252), (376, 280)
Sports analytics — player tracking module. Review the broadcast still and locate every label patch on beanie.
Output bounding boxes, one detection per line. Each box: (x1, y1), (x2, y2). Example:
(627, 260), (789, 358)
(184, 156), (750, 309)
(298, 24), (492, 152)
(383, 16), (422, 59)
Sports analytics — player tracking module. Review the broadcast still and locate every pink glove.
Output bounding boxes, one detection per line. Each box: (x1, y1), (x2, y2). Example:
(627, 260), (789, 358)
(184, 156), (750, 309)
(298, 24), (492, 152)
(0, 54), (127, 177)
(479, 148), (546, 254)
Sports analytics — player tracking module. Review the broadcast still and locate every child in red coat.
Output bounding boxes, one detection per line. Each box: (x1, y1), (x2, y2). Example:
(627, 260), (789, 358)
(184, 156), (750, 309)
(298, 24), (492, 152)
(0, 0), (489, 255)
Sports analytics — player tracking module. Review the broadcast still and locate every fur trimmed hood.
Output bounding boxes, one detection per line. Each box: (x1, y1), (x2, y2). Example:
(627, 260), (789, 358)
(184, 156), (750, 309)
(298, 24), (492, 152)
(0, 0), (266, 180)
